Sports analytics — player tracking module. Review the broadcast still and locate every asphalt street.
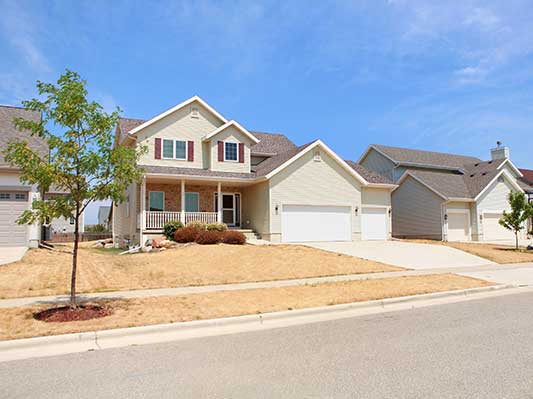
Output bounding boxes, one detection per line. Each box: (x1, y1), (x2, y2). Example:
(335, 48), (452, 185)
(2, 291), (533, 398)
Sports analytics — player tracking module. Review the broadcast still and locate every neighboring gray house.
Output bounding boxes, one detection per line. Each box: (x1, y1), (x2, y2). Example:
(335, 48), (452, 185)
(113, 96), (397, 246)
(98, 205), (111, 229)
(358, 143), (531, 242)
(0, 105), (83, 247)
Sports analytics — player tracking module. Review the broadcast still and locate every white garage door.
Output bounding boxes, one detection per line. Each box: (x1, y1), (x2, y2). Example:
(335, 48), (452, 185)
(282, 205), (351, 242)
(483, 212), (516, 241)
(447, 212), (470, 242)
(0, 191), (29, 247)
(361, 208), (388, 240)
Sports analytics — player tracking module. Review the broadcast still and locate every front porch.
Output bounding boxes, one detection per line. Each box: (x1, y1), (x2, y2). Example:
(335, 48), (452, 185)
(139, 178), (243, 232)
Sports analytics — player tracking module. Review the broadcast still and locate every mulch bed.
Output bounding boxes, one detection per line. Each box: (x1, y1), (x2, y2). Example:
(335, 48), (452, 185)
(34, 305), (111, 323)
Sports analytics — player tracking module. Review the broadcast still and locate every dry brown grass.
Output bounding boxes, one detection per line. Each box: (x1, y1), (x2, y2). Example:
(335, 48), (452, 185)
(0, 244), (402, 299)
(0, 273), (490, 340)
(408, 240), (533, 264)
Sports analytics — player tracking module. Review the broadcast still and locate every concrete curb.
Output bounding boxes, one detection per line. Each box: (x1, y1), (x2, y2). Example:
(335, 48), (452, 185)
(0, 283), (521, 362)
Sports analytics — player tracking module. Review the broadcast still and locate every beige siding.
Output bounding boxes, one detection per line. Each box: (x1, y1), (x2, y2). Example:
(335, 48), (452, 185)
(477, 177), (514, 212)
(392, 176), (443, 239)
(360, 148), (395, 181)
(209, 126), (252, 173)
(136, 100), (224, 169)
(269, 149), (362, 241)
(241, 182), (270, 235)
(113, 182), (138, 244)
(362, 188), (391, 207)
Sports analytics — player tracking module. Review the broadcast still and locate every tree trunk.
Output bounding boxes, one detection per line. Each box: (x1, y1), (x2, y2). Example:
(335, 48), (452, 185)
(70, 204), (80, 308)
(515, 231), (519, 250)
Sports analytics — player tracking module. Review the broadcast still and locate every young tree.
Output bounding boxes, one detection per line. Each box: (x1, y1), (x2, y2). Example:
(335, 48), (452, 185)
(4, 70), (146, 307)
(499, 191), (533, 250)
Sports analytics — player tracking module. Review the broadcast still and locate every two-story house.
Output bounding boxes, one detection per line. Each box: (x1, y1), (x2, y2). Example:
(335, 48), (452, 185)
(112, 96), (397, 246)
(0, 105), (84, 249)
(358, 143), (532, 242)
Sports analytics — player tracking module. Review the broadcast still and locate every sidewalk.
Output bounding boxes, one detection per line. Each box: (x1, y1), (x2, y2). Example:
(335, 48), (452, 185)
(2, 262), (532, 309)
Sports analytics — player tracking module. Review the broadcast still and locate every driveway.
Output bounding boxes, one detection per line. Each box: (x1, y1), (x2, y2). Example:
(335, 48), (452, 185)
(306, 241), (494, 269)
(0, 247), (27, 266)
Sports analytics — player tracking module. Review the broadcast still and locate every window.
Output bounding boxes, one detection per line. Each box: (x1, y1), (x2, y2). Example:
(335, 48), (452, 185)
(225, 142), (238, 161)
(149, 191), (165, 211)
(184, 192), (199, 212)
(15, 193), (26, 200)
(0, 193), (11, 200)
(162, 139), (187, 160)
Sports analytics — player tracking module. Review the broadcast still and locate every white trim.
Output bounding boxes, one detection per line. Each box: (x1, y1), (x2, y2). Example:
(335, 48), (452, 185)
(223, 141), (239, 162)
(394, 172), (448, 200)
(203, 120), (260, 144)
(481, 209), (505, 215)
(214, 192), (241, 227)
(144, 172), (264, 184)
(496, 158), (524, 177)
(265, 140), (369, 185)
(446, 208), (470, 214)
(474, 169), (524, 201)
(161, 138), (188, 160)
(361, 205), (390, 241)
(129, 96), (228, 135)
(148, 191), (165, 212)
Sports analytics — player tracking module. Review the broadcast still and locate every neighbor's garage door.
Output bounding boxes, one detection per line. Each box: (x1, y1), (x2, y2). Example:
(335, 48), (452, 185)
(0, 191), (28, 247)
(447, 212), (470, 242)
(361, 207), (388, 240)
(281, 205), (351, 242)
(483, 212), (515, 241)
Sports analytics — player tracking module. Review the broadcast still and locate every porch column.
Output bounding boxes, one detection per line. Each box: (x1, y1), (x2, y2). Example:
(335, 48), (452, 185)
(180, 179), (185, 224)
(140, 176), (146, 247)
(217, 182), (222, 223)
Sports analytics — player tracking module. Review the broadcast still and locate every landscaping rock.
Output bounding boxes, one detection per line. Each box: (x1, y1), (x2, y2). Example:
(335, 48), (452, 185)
(104, 243), (114, 249)
(103, 238), (113, 244)
(159, 239), (173, 249)
(141, 245), (152, 253)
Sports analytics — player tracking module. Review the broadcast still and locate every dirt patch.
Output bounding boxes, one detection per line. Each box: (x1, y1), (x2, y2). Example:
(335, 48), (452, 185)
(0, 244), (402, 299)
(0, 273), (491, 340)
(407, 240), (533, 264)
(34, 305), (111, 323)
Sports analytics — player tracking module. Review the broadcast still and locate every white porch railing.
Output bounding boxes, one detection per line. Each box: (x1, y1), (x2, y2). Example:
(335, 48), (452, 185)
(145, 211), (219, 230)
(145, 211), (182, 230)
(184, 212), (218, 225)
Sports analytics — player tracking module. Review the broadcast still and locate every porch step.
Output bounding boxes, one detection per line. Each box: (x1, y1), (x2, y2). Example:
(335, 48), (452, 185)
(229, 228), (261, 240)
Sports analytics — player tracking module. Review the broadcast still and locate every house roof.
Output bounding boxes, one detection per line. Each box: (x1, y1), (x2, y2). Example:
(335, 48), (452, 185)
(345, 160), (394, 184)
(202, 120), (259, 144)
(370, 144), (481, 169)
(0, 105), (46, 167)
(403, 159), (523, 200)
(519, 168), (533, 193)
(140, 164), (257, 180)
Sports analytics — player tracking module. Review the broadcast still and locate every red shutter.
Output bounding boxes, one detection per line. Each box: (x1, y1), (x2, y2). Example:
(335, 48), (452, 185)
(155, 138), (161, 159)
(218, 141), (224, 162)
(187, 141), (194, 162)
(238, 143), (244, 163)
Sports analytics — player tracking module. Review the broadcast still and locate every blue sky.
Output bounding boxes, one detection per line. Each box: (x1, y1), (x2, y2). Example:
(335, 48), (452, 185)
(1, 0), (533, 224)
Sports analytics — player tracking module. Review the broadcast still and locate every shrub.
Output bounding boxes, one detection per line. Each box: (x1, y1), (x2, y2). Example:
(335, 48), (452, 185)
(221, 230), (246, 245)
(206, 222), (227, 232)
(163, 220), (184, 240)
(187, 221), (207, 231)
(174, 226), (200, 243)
(195, 230), (223, 245)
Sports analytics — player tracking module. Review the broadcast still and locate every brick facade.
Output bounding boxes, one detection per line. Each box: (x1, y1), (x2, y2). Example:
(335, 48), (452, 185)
(144, 182), (241, 212)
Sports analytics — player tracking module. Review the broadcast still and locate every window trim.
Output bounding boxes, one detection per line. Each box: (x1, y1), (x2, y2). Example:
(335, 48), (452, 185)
(149, 191), (165, 212)
(162, 139), (188, 160)
(0, 192), (11, 200)
(224, 141), (238, 162)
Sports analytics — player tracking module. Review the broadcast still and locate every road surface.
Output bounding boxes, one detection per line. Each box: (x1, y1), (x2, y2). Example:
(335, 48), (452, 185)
(2, 291), (533, 398)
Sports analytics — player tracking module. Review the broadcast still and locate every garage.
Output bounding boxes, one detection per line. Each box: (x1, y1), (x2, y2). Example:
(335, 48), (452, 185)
(0, 191), (28, 247)
(447, 211), (470, 242)
(361, 207), (388, 240)
(483, 212), (516, 241)
(281, 205), (351, 242)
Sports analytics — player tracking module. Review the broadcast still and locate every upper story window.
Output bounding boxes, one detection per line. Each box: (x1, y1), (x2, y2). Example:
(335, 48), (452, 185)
(0, 193), (10, 200)
(224, 142), (238, 162)
(162, 139), (187, 160)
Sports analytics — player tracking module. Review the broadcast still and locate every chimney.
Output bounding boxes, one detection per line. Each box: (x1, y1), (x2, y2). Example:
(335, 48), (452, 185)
(490, 141), (509, 160)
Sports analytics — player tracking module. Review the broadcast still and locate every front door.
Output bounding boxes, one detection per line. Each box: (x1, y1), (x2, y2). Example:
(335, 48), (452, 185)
(215, 193), (240, 227)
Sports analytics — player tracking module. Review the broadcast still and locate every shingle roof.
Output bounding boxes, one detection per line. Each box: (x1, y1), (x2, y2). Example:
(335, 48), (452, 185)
(249, 131), (297, 155)
(117, 117), (145, 143)
(345, 160), (394, 184)
(139, 164), (256, 179)
(406, 159), (510, 199)
(519, 168), (533, 193)
(372, 144), (481, 169)
(0, 105), (46, 167)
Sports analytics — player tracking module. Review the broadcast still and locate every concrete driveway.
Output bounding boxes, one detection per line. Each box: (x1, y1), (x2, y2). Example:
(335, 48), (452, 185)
(0, 247), (27, 266)
(306, 241), (494, 270)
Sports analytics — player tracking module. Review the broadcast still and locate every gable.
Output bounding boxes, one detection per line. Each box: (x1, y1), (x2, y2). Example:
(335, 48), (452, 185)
(359, 147), (396, 181)
(477, 174), (516, 211)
